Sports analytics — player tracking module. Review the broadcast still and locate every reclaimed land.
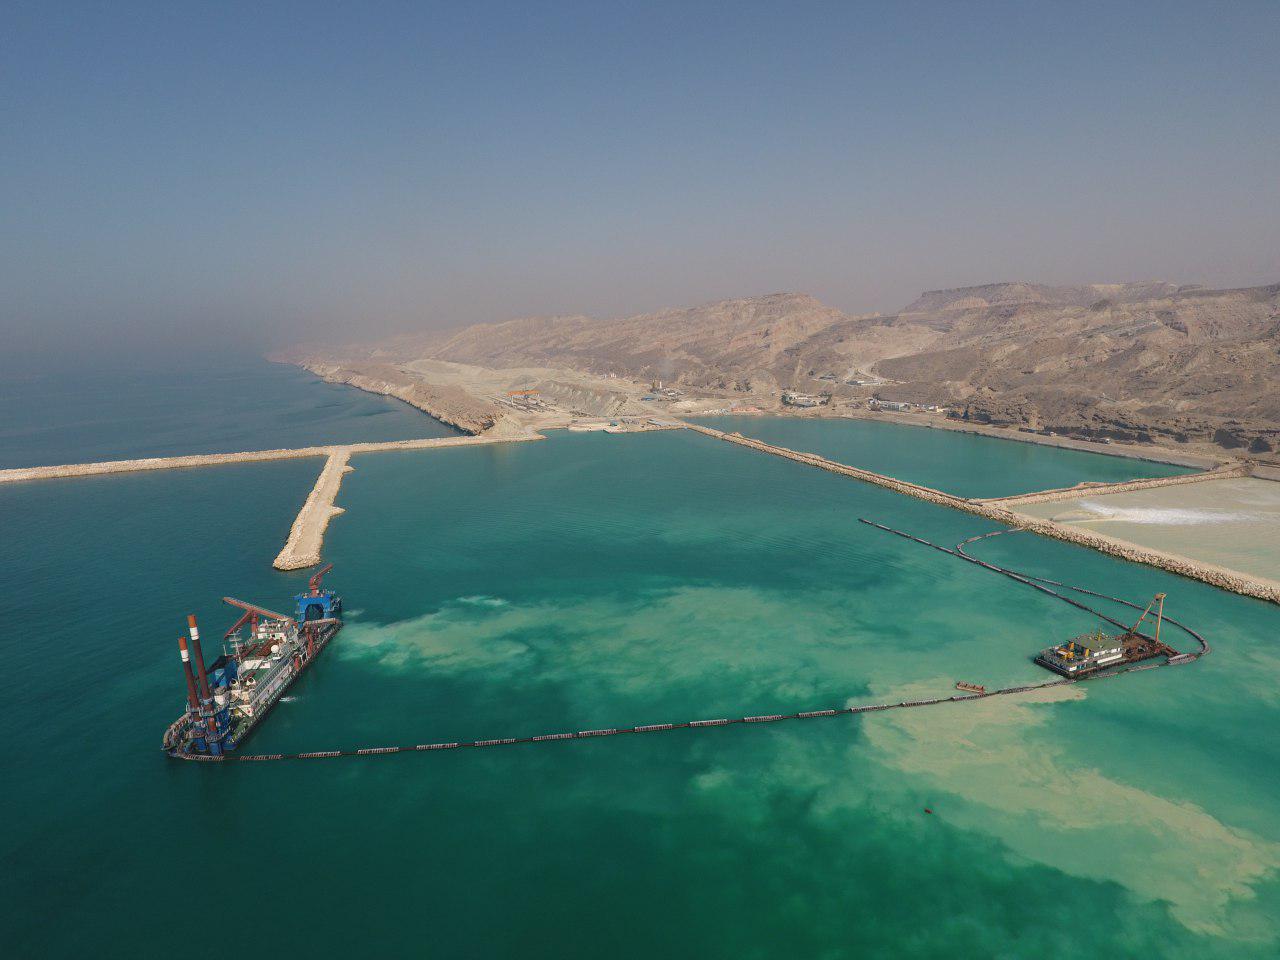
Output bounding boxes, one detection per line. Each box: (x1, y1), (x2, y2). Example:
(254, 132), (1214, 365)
(974, 463), (1247, 507)
(686, 423), (1280, 605)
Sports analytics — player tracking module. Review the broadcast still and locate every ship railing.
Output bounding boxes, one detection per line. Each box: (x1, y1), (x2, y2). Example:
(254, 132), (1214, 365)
(161, 716), (189, 750)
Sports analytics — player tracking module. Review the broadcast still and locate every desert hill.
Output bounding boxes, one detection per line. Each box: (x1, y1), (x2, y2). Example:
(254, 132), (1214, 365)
(285, 280), (1280, 452)
(900, 281), (1189, 313)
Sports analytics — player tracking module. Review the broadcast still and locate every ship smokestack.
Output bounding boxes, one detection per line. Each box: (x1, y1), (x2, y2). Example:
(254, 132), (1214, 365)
(187, 614), (213, 702)
(177, 635), (200, 714)
(187, 614), (221, 753)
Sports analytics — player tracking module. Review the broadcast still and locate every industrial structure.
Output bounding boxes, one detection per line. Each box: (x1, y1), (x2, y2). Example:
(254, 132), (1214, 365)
(868, 399), (913, 412)
(162, 566), (342, 758)
(781, 390), (825, 408)
(1034, 593), (1171, 677)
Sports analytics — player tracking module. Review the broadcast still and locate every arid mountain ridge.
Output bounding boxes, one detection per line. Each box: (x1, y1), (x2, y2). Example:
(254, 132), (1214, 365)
(287, 279), (1280, 452)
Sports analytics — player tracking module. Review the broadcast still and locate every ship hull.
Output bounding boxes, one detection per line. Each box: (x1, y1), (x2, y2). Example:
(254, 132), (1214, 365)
(164, 619), (340, 760)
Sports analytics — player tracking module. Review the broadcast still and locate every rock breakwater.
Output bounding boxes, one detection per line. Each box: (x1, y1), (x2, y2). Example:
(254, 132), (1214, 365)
(273, 450), (353, 571)
(688, 423), (1280, 604)
(0, 434), (538, 485)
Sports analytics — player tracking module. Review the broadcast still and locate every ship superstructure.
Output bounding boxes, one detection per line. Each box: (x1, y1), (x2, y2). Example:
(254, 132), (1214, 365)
(162, 565), (342, 758)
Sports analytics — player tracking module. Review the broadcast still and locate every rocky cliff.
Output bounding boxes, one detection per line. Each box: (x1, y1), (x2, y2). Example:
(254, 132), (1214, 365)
(877, 282), (1280, 451)
(297, 361), (502, 435)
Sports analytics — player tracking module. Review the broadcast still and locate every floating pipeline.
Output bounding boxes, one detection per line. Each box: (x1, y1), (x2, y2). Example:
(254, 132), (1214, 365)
(951, 527), (1210, 657)
(863, 519), (1209, 657)
(171, 521), (1207, 763)
(176, 692), (1042, 762)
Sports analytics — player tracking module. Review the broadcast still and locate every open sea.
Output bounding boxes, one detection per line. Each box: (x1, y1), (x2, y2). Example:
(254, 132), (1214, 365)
(2, 370), (1278, 959)
(0, 357), (458, 469)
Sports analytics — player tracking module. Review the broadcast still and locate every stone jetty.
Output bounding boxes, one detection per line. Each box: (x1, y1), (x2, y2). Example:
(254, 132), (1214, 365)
(273, 450), (353, 571)
(0, 433), (541, 485)
(1, 432), (543, 571)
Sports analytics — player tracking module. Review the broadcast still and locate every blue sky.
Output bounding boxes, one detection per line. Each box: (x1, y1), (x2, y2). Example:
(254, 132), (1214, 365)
(3, 1), (1278, 364)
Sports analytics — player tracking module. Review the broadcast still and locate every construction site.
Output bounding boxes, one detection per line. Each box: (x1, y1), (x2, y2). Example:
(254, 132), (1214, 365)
(0, 383), (1264, 764)
(4, 408), (1278, 598)
(159, 519), (1207, 763)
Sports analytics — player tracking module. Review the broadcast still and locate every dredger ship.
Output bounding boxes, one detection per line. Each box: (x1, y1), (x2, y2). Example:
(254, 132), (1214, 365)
(162, 565), (342, 759)
(1034, 592), (1174, 677)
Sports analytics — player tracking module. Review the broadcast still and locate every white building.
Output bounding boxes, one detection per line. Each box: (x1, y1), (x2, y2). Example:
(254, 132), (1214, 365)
(782, 391), (824, 408)
(869, 399), (913, 412)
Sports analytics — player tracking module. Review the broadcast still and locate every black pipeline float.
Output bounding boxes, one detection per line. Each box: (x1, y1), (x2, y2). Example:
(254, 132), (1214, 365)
(162, 523), (1208, 763)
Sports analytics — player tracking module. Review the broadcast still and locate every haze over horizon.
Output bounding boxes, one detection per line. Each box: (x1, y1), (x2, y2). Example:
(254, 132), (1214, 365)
(3, 0), (1278, 369)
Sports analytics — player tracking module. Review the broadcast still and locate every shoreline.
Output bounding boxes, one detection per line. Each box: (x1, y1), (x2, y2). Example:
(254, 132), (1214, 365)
(284, 354), (1236, 472)
(283, 359), (508, 436)
(10, 358), (1270, 595)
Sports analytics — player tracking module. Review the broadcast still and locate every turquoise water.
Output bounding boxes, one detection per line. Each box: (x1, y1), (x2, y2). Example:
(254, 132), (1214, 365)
(2, 427), (1278, 958)
(694, 416), (1190, 497)
(0, 357), (457, 468)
